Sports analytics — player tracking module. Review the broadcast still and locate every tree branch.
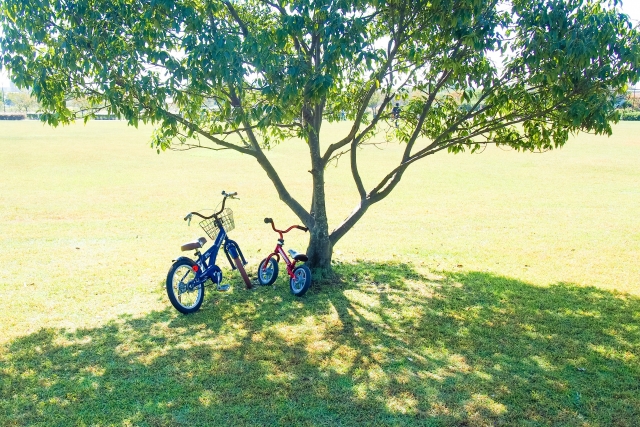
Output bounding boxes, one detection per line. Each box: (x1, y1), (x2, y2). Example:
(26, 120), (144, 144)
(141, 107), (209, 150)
(222, 1), (249, 37)
(261, 0), (311, 55)
(227, 84), (313, 226)
(163, 111), (256, 155)
(322, 38), (402, 164)
(330, 85), (575, 247)
(402, 70), (453, 162)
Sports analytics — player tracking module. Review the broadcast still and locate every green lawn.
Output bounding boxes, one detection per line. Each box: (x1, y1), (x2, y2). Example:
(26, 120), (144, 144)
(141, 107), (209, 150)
(1, 121), (639, 426)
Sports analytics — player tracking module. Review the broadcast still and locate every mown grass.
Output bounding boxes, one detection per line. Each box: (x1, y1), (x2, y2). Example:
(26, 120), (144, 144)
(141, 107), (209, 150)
(2, 263), (639, 426)
(1, 121), (639, 425)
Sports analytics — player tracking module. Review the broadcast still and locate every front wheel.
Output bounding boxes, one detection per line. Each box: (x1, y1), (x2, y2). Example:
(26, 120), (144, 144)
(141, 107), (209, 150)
(257, 257), (279, 286)
(290, 264), (311, 297)
(166, 258), (204, 314)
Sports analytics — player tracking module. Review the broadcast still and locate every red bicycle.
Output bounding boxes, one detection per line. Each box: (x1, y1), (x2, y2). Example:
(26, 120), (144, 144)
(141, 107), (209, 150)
(257, 218), (312, 296)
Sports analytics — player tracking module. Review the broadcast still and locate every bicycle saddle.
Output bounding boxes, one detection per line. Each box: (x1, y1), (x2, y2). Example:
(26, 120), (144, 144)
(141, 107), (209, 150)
(181, 237), (207, 252)
(287, 249), (308, 262)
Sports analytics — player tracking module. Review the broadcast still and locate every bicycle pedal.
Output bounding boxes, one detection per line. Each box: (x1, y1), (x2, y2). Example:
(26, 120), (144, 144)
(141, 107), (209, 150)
(217, 284), (230, 292)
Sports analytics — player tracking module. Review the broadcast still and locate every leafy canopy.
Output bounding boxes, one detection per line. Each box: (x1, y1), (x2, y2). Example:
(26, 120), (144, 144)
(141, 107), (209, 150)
(2, 0), (638, 153)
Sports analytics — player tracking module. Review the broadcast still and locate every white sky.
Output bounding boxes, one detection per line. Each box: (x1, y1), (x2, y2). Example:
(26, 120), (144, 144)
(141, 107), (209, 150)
(623, 0), (640, 23)
(1, 1), (640, 88)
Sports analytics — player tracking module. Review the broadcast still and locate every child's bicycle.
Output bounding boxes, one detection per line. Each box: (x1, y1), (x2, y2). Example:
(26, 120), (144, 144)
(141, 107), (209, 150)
(257, 217), (312, 296)
(166, 191), (251, 314)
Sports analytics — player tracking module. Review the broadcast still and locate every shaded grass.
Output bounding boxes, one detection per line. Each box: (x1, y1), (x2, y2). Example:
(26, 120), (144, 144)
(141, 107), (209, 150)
(2, 262), (639, 426)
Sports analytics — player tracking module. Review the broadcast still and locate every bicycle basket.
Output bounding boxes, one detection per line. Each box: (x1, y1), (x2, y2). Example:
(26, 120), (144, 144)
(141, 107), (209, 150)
(199, 208), (235, 239)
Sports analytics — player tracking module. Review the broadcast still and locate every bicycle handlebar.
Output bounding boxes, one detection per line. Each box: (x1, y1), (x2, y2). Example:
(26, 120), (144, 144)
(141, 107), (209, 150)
(184, 191), (238, 223)
(264, 217), (308, 235)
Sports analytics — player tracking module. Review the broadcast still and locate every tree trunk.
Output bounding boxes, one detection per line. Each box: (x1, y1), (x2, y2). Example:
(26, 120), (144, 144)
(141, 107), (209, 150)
(306, 223), (333, 271)
(304, 102), (332, 271)
(305, 158), (333, 271)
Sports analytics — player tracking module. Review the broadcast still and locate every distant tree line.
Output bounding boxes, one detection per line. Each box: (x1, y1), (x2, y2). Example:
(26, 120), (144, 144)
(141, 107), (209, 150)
(0, 90), (121, 119)
(0, 90), (38, 113)
(616, 89), (640, 121)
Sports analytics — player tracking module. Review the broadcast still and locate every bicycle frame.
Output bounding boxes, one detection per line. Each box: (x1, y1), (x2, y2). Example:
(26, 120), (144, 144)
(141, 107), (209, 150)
(255, 217), (311, 296)
(174, 228), (247, 287)
(264, 243), (298, 279)
(179, 193), (248, 288)
(167, 190), (253, 315)
(260, 218), (308, 279)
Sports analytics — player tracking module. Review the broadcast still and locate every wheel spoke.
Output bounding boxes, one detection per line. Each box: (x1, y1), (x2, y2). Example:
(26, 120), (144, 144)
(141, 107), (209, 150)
(289, 265), (310, 296)
(173, 266), (199, 308)
(167, 260), (205, 313)
(293, 270), (304, 291)
(179, 270), (190, 282)
(262, 265), (272, 280)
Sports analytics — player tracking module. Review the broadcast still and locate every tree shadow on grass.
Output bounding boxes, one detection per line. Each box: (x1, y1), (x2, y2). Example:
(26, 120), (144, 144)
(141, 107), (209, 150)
(1, 262), (639, 426)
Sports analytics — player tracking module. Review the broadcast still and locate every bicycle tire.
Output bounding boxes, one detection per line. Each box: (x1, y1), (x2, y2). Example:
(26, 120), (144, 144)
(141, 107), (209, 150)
(257, 257), (279, 286)
(166, 258), (205, 314)
(290, 264), (311, 297)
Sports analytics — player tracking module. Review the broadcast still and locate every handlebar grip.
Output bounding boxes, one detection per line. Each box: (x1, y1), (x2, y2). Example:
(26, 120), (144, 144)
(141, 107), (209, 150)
(297, 226), (309, 232)
(264, 218), (273, 224)
(184, 214), (191, 221)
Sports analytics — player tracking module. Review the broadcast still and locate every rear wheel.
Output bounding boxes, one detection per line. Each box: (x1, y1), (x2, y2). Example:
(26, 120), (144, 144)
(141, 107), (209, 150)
(166, 258), (204, 314)
(289, 264), (311, 297)
(257, 258), (279, 286)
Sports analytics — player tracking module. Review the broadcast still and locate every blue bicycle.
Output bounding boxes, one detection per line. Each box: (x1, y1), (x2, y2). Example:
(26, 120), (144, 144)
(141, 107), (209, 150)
(166, 191), (251, 314)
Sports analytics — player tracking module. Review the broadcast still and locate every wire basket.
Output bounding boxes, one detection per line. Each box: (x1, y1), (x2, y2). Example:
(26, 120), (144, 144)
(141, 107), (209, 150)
(199, 208), (235, 239)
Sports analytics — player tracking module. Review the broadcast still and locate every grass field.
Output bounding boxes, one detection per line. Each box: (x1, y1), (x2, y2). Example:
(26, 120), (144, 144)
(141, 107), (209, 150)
(1, 120), (639, 426)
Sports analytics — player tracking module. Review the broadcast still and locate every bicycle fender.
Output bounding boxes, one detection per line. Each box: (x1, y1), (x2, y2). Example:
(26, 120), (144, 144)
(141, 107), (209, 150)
(172, 256), (195, 265)
(223, 243), (237, 270)
(226, 239), (247, 265)
(225, 242), (239, 258)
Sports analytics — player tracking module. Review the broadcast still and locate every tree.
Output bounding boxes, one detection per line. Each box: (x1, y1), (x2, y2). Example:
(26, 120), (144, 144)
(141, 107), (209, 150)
(2, 0), (639, 270)
(625, 88), (639, 110)
(6, 90), (38, 113)
(367, 91), (384, 118)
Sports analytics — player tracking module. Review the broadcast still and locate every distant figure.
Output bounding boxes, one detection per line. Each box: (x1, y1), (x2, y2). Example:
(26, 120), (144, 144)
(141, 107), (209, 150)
(392, 102), (401, 127)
